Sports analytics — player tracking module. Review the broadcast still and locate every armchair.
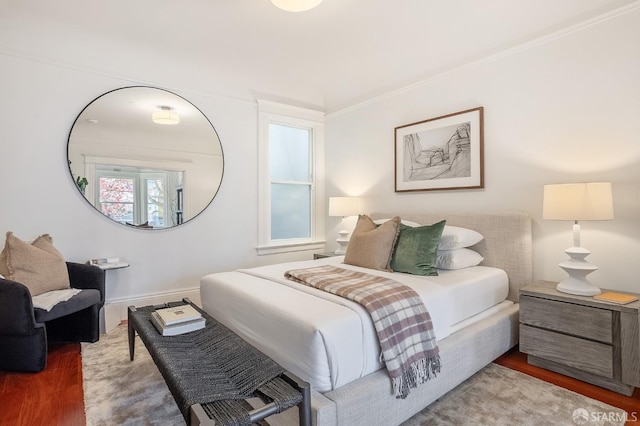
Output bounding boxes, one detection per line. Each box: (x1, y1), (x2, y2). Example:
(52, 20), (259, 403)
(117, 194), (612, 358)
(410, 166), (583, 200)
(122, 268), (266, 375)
(0, 262), (105, 372)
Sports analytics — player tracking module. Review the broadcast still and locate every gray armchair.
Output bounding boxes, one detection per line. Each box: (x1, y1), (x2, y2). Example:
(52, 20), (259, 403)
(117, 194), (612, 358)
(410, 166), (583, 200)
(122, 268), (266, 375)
(0, 262), (105, 372)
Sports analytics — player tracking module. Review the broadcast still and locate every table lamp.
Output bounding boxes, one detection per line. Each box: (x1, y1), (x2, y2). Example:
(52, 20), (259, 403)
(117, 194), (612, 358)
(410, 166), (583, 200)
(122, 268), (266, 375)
(542, 182), (614, 296)
(328, 197), (361, 254)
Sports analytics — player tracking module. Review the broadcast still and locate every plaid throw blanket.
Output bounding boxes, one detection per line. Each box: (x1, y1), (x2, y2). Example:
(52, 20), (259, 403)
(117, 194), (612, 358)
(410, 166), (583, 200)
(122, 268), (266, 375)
(284, 265), (441, 398)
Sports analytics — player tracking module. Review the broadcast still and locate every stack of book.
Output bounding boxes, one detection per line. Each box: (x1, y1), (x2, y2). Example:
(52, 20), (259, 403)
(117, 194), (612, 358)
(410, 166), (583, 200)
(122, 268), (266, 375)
(151, 304), (206, 336)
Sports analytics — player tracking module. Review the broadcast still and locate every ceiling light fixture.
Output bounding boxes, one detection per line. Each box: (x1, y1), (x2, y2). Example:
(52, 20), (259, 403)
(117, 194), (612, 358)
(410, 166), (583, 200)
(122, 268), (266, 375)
(270, 0), (322, 12)
(152, 106), (180, 125)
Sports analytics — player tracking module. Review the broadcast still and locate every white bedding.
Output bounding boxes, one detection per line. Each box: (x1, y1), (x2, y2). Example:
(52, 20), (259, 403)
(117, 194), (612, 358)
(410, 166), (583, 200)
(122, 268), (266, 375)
(200, 256), (509, 392)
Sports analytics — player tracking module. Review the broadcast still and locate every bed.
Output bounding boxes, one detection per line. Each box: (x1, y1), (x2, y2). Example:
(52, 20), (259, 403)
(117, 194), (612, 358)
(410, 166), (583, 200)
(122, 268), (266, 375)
(200, 212), (532, 425)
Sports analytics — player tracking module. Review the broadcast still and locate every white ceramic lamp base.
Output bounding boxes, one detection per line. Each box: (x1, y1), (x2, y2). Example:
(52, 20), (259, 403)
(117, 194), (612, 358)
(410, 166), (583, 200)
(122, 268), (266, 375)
(334, 229), (350, 254)
(556, 246), (601, 296)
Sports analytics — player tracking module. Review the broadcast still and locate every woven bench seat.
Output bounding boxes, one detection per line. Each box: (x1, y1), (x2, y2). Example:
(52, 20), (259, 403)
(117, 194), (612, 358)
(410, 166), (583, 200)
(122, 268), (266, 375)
(128, 299), (311, 426)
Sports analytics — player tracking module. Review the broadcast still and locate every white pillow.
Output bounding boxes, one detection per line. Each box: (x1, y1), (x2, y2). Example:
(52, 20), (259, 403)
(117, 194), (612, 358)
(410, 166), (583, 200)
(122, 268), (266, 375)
(373, 218), (421, 227)
(439, 225), (483, 250)
(373, 219), (483, 249)
(436, 248), (484, 270)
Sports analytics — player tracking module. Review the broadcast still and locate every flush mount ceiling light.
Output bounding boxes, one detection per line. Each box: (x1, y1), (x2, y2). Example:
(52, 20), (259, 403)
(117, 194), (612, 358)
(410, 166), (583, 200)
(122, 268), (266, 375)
(152, 105), (180, 125)
(270, 0), (322, 12)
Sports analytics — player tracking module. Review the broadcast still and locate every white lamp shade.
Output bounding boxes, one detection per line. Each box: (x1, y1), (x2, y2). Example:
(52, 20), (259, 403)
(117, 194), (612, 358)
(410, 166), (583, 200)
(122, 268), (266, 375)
(152, 107), (180, 125)
(543, 182), (613, 221)
(270, 0), (322, 12)
(329, 197), (361, 217)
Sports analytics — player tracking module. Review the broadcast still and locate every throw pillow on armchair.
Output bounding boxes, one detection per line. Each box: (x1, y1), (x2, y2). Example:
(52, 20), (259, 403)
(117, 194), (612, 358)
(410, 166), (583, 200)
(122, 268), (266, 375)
(0, 232), (71, 296)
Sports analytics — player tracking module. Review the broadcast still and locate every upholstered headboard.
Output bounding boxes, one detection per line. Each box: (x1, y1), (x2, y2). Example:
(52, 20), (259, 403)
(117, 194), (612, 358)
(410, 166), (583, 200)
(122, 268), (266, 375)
(370, 212), (532, 302)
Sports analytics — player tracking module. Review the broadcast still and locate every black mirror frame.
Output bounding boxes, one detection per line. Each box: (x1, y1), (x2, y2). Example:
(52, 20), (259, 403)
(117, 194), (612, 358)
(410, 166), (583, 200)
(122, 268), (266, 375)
(67, 86), (224, 230)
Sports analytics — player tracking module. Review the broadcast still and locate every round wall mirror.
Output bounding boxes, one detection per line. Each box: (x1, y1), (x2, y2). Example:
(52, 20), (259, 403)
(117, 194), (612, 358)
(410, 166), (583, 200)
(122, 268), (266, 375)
(67, 86), (224, 229)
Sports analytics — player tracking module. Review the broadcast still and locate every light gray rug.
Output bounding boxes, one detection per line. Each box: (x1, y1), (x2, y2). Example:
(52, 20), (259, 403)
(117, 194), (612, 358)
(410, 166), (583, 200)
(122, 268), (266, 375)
(82, 325), (627, 426)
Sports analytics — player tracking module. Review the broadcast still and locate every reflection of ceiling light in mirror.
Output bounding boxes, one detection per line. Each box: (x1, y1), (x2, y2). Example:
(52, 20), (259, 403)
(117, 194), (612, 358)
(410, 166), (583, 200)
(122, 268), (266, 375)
(270, 0), (322, 12)
(152, 106), (180, 125)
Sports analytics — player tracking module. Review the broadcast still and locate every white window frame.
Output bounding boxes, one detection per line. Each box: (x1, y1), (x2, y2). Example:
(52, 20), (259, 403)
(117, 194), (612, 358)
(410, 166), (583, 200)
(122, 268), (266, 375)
(257, 100), (325, 255)
(94, 170), (169, 226)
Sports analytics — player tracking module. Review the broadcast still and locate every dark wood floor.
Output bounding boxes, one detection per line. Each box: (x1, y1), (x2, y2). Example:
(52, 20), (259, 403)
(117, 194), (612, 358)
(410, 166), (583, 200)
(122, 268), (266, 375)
(0, 344), (638, 425)
(0, 343), (85, 426)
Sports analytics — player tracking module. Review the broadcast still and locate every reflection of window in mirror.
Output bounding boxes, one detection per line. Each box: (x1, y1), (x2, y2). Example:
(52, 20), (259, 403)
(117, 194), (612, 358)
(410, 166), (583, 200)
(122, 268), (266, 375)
(97, 176), (135, 224)
(176, 186), (184, 225)
(94, 166), (183, 227)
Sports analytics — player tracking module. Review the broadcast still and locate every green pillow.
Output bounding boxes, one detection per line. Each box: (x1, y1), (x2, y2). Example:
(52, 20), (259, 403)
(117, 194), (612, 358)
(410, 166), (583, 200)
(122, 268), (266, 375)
(390, 220), (446, 276)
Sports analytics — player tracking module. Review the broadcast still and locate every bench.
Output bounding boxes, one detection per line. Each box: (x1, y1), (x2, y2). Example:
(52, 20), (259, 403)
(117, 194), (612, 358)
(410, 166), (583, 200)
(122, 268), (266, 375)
(128, 299), (311, 426)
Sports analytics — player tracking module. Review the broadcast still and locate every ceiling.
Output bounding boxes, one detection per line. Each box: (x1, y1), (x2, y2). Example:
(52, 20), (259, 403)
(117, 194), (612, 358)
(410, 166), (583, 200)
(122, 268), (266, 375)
(0, 0), (637, 113)
(70, 86), (221, 149)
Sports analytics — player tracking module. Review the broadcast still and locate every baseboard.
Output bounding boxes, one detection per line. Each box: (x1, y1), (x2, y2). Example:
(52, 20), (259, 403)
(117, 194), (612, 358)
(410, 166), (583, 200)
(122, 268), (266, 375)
(99, 287), (201, 334)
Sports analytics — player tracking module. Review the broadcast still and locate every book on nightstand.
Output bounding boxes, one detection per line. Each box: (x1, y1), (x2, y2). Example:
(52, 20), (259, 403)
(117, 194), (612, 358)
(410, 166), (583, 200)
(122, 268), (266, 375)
(150, 311), (205, 336)
(593, 292), (639, 305)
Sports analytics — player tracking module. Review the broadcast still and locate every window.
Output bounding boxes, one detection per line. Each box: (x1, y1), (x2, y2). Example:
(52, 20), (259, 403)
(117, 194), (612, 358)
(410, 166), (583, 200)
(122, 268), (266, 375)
(144, 176), (166, 227)
(257, 100), (325, 254)
(95, 169), (171, 227)
(98, 176), (135, 224)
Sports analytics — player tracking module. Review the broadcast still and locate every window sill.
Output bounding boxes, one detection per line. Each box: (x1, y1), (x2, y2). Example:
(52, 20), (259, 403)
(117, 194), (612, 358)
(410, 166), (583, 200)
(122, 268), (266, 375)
(256, 240), (326, 256)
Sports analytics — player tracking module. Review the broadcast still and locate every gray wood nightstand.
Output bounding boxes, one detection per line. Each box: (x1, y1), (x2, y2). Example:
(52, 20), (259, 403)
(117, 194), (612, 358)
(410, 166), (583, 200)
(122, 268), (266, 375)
(519, 280), (640, 396)
(313, 252), (342, 260)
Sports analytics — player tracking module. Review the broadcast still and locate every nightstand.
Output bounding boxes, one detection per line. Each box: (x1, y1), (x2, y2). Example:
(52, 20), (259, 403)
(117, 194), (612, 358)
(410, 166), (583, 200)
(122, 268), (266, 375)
(313, 252), (342, 260)
(519, 281), (640, 396)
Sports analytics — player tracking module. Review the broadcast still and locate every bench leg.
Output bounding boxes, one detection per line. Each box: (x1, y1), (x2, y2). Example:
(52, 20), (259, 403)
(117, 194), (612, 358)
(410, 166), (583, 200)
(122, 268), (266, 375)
(282, 372), (311, 426)
(297, 383), (311, 426)
(127, 306), (136, 361)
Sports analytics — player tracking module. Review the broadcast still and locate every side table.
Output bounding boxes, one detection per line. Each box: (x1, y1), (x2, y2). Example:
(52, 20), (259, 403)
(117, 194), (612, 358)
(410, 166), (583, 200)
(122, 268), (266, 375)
(519, 280), (640, 396)
(89, 259), (130, 333)
(313, 252), (342, 260)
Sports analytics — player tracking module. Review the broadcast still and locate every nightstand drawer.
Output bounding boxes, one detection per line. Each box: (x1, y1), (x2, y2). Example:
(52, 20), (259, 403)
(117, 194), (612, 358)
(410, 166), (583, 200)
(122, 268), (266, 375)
(520, 295), (613, 343)
(520, 325), (613, 378)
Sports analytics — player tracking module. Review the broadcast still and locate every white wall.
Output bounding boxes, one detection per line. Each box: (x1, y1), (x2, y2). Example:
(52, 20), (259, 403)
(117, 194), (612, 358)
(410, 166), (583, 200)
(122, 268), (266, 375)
(1, 5), (639, 319)
(325, 9), (640, 293)
(0, 53), (314, 316)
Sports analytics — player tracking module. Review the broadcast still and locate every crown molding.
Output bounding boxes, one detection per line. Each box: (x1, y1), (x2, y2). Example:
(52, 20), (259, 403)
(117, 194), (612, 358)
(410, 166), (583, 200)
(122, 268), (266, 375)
(327, 1), (640, 118)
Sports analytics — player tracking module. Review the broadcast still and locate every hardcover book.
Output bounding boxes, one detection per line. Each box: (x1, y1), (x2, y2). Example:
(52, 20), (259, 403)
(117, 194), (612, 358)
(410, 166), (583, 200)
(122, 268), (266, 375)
(155, 304), (202, 326)
(593, 292), (639, 305)
(151, 311), (206, 336)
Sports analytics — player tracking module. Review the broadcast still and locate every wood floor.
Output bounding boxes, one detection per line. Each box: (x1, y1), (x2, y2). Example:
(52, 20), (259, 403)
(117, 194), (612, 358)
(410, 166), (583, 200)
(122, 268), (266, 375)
(494, 350), (640, 424)
(0, 344), (638, 425)
(0, 343), (85, 426)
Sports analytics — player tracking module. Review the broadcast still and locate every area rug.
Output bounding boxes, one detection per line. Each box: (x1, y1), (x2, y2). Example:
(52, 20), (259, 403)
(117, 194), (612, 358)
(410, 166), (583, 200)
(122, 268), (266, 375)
(82, 325), (627, 426)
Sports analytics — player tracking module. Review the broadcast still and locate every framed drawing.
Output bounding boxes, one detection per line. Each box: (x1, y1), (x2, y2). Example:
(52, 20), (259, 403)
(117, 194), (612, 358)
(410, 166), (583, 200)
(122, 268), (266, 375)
(394, 107), (484, 192)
